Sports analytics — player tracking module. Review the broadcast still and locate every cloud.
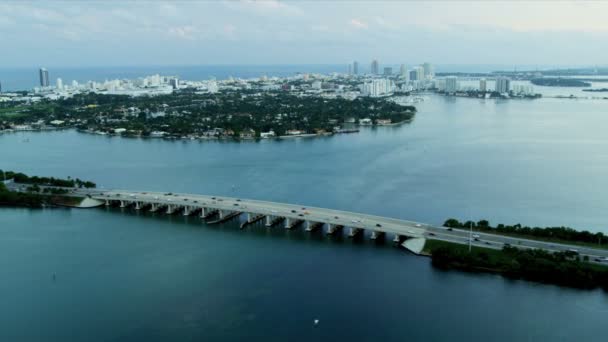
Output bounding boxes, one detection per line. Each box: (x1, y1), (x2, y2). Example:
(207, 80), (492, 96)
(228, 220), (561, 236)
(1, 1), (608, 67)
(167, 26), (199, 40)
(223, 0), (303, 16)
(350, 19), (368, 29)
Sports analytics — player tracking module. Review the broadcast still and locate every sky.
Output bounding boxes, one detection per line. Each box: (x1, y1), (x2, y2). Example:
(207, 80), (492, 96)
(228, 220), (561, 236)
(1, 0), (608, 68)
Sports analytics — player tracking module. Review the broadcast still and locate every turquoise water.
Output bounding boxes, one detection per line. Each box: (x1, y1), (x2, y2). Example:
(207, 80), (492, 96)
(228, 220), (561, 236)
(1, 95), (608, 340)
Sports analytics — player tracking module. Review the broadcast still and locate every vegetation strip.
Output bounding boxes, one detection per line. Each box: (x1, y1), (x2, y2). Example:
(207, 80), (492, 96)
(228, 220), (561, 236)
(444, 218), (607, 249)
(425, 240), (608, 290)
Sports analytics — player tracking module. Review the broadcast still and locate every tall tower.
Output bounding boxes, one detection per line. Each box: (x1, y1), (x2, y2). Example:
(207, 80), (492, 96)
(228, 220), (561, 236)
(353, 61), (359, 75)
(39, 68), (49, 87)
(56, 78), (63, 90)
(371, 59), (379, 75)
(422, 62), (434, 79)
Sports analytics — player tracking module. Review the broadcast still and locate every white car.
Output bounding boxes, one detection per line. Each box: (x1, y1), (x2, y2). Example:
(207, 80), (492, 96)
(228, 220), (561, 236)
(415, 224), (422, 227)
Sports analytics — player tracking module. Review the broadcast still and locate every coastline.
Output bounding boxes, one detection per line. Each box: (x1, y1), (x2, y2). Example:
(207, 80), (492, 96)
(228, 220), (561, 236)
(0, 123), (407, 142)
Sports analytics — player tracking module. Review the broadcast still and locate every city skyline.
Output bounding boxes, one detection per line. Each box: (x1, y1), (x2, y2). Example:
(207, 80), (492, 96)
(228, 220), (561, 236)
(1, 1), (608, 67)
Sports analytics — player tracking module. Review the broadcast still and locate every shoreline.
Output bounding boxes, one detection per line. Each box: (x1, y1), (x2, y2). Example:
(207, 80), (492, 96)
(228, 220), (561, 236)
(0, 123), (409, 142)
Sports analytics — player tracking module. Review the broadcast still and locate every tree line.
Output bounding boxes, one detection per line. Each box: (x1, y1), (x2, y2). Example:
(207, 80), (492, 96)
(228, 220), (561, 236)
(1, 170), (96, 188)
(444, 218), (605, 247)
(430, 242), (608, 290)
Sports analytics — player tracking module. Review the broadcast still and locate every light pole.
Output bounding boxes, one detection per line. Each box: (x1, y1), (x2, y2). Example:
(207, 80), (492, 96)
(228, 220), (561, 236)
(469, 220), (473, 252)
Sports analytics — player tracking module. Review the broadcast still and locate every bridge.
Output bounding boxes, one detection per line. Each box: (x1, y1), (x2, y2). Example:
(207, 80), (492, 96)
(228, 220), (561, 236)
(85, 189), (429, 252)
(7, 182), (608, 261)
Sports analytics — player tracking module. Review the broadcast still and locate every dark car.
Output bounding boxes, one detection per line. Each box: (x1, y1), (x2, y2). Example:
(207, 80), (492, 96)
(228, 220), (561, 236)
(233, 203), (239, 206)
(236, 199), (241, 202)
(298, 214), (304, 217)
(428, 232), (436, 236)
(376, 223), (382, 227)
(291, 210), (296, 213)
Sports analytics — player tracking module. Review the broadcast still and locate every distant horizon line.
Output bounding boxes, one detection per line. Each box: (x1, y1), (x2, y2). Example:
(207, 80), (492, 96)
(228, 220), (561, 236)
(1, 63), (607, 71)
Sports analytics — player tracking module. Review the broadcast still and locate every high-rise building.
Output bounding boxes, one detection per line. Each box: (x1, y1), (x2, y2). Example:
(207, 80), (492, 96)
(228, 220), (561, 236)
(353, 61), (359, 75)
(400, 64), (407, 77)
(169, 78), (179, 89)
(371, 59), (379, 75)
(383, 67), (392, 75)
(361, 78), (395, 97)
(409, 70), (418, 81)
(445, 76), (459, 93)
(422, 62), (434, 79)
(479, 78), (487, 92)
(39, 68), (49, 87)
(495, 77), (511, 93)
(56, 78), (63, 90)
(414, 66), (425, 82)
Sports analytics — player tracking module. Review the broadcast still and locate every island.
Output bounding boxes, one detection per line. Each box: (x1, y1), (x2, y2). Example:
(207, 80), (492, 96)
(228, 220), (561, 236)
(0, 71), (422, 141)
(424, 219), (608, 290)
(582, 88), (608, 92)
(530, 78), (591, 87)
(0, 170), (96, 208)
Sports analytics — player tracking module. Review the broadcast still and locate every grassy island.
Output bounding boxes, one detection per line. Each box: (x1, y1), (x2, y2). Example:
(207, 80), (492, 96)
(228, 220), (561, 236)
(531, 78), (591, 87)
(0, 170), (96, 208)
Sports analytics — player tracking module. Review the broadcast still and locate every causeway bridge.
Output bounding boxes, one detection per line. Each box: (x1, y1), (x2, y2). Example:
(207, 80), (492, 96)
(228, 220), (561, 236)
(8, 182), (608, 261)
(87, 189), (429, 251)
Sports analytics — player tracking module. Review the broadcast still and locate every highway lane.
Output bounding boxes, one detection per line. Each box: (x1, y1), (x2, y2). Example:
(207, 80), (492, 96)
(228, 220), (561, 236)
(423, 226), (608, 263)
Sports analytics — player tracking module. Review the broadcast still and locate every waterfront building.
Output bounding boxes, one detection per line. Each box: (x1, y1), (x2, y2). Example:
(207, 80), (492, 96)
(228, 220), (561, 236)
(39, 68), (49, 87)
(512, 84), (534, 95)
(361, 78), (394, 97)
(435, 79), (446, 92)
(383, 67), (392, 75)
(353, 61), (359, 75)
(479, 78), (487, 92)
(495, 77), (511, 93)
(445, 76), (459, 93)
(371, 59), (379, 75)
(56, 78), (63, 90)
